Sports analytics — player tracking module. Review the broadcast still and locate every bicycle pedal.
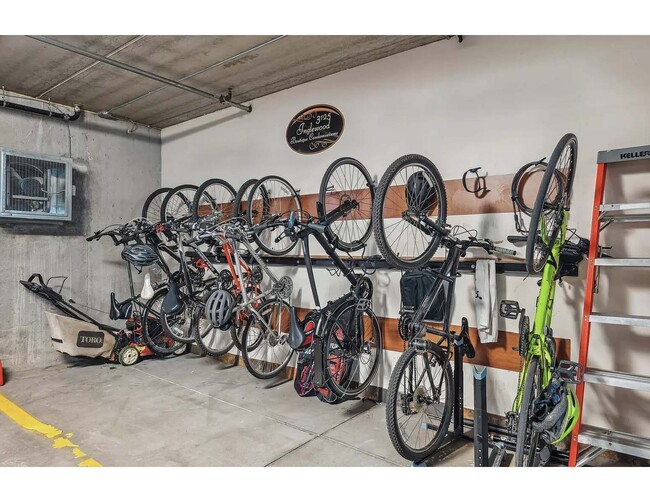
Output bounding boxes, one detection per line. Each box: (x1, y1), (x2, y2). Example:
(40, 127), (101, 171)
(499, 300), (521, 319)
(556, 360), (584, 384)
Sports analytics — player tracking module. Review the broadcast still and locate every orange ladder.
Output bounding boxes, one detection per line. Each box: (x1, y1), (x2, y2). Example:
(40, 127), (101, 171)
(568, 145), (650, 466)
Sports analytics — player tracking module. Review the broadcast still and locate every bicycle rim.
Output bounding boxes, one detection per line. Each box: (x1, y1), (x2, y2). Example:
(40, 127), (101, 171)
(319, 157), (375, 252)
(247, 176), (301, 256)
(324, 303), (382, 399)
(386, 344), (453, 461)
(241, 299), (294, 379)
(160, 184), (198, 223)
(142, 289), (183, 356)
(526, 134), (577, 274)
(515, 357), (542, 466)
(232, 178), (258, 218)
(373, 154), (447, 270)
(142, 187), (171, 222)
(193, 178), (236, 222)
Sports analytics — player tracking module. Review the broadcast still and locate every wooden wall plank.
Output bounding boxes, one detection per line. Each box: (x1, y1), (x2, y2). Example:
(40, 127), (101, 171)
(296, 307), (570, 373)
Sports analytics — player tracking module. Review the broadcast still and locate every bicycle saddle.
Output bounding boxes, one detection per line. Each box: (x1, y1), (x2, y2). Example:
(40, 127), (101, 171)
(110, 292), (133, 320)
(162, 281), (184, 316)
(288, 306), (306, 350)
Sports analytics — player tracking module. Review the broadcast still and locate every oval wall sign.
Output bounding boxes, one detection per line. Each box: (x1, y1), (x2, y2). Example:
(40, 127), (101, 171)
(286, 105), (344, 154)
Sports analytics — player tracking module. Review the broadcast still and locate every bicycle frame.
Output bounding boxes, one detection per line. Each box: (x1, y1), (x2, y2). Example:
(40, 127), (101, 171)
(512, 209), (568, 412)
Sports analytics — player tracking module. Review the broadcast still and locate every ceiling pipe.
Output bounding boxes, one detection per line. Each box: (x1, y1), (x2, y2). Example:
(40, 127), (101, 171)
(108, 35), (286, 113)
(1, 93), (81, 121)
(37, 35), (146, 98)
(27, 35), (252, 113)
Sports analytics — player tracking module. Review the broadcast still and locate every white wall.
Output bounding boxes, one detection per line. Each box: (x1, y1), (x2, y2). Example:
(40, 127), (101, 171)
(162, 36), (650, 436)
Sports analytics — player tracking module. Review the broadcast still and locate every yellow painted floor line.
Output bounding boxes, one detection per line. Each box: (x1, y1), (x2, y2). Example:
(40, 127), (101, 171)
(0, 392), (102, 467)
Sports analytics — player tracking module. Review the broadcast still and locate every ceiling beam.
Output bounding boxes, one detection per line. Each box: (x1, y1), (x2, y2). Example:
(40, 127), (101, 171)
(36, 36), (146, 98)
(108, 35), (287, 114)
(27, 35), (252, 113)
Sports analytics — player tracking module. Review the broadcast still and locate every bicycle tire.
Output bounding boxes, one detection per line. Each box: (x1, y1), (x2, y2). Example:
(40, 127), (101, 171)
(161, 301), (196, 344)
(385, 343), (453, 462)
(246, 176), (301, 256)
(319, 157), (375, 252)
(526, 133), (578, 274)
(232, 178), (259, 218)
(160, 184), (198, 223)
(241, 298), (294, 379)
(191, 178), (236, 222)
(323, 301), (382, 399)
(142, 187), (171, 221)
(192, 303), (236, 357)
(511, 161), (550, 216)
(372, 154), (447, 270)
(142, 288), (184, 356)
(515, 357), (542, 466)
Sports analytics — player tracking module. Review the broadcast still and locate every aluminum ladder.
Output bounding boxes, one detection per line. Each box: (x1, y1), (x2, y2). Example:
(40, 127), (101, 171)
(568, 144), (650, 467)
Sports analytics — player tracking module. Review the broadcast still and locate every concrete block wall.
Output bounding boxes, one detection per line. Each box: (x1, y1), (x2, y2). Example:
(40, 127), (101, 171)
(0, 109), (160, 372)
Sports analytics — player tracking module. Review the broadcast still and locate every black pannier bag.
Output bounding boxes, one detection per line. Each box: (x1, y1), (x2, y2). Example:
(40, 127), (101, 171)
(400, 269), (447, 322)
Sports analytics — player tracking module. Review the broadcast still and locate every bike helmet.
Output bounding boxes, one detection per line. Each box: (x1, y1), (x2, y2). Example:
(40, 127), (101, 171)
(205, 289), (235, 329)
(406, 172), (438, 210)
(121, 244), (158, 267)
(531, 377), (579, 444)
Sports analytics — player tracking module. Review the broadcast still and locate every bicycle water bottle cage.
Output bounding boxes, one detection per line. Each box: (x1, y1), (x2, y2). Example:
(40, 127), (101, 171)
(109, 292), (133, 320)
(556, 360), (584, 384)
(499, 300), (522, 319)
(162, 281), (184, 316)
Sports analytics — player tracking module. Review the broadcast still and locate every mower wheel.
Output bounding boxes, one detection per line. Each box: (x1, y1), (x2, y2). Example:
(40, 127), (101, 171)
(119, 346), (140, 366)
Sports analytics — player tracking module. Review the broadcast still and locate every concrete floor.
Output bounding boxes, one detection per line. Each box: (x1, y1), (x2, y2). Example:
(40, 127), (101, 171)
(0, 354), (632, 467)
(1, 353), (424, 467)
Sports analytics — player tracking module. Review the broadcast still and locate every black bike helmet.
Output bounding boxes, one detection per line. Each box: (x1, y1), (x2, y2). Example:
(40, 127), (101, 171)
(406, 172), (437, 210)
(205, 289), (235, 329)
(121, 244), (158, 267)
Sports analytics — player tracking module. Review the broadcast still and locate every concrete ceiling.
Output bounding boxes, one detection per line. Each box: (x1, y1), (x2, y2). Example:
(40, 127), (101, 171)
(0, 35), (447, 129)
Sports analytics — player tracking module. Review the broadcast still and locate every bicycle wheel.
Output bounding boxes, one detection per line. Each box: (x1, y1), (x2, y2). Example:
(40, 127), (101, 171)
(247, 176), (301, 256)
(142, 187), (171, 222)
(515, 357), (543, 466)
(161, 301), (196, 343)
(142, 288), (185, 356)
(372, 154), (447, 270)
(241, 298), (294, 379)
(160, 184), (198, 223)
(232, 178), (258, 218)
(323, 301), (382, 399)
(192, 303), (236, 356)
(526, 133), (578, 274)
(319, 157), (375, 252)
(192, 178), (236, 221)
(385, 343), (453, 462)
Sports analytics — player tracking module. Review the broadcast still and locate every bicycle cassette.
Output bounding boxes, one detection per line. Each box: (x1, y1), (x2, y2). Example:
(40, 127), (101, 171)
(274, 275), (293, 299)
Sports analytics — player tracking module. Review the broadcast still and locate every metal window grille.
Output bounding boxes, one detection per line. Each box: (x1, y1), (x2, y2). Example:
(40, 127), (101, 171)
(0, 148), (72, 221)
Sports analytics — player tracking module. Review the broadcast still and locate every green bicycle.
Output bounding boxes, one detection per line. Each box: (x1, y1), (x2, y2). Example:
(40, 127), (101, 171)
(501, 133), (586, 467)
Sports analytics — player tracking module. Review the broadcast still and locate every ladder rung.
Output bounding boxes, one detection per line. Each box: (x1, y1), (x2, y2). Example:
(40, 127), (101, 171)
(600, 202), (650, 212)
(584, 368), (650, 391)
(601, 213), (650, 223)
(578, 425), (650, 459)
(594, 258), (650, 267)
(590, 313), (650, 327)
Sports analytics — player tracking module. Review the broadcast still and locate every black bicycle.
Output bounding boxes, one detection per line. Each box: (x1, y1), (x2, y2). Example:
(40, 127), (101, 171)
(86, 220), (186, 359)
(373, 154), (516, 461)
(283, 203), (383, 402)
